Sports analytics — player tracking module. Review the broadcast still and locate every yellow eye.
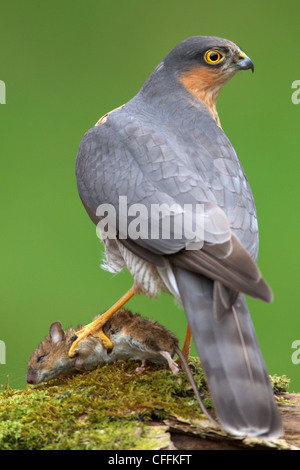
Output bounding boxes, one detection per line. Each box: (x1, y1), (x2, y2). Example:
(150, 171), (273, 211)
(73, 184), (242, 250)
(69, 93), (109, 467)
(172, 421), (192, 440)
(204, 49), (224, 65)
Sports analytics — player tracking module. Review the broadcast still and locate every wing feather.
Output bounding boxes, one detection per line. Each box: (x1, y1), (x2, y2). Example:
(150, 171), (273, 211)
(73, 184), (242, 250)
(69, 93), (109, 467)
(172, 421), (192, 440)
(76, 106), (272, 305)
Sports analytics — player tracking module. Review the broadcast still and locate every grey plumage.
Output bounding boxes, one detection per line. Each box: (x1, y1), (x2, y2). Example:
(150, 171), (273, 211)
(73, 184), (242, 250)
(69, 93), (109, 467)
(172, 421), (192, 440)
(75, 36), (283, 438)
(174, 268), (282, 438)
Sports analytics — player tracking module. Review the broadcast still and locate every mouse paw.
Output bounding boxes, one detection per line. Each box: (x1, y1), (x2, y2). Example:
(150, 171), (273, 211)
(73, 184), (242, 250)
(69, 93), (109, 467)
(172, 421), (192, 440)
(135, 360), (148, 374)
(159, 351), (179, 375)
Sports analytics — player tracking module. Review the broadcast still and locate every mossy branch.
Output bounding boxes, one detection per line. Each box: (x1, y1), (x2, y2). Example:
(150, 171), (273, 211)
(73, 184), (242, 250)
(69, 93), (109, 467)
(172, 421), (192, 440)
(0, 359), (299, 450)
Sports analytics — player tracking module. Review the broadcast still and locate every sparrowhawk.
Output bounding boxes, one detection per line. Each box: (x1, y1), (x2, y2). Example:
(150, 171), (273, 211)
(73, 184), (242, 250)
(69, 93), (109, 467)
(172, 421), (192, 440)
(69, 36), (283, 439)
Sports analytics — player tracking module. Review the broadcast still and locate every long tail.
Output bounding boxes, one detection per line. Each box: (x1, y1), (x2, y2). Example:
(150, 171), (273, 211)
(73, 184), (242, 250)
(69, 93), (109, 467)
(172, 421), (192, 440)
(173, 266), (283, 439)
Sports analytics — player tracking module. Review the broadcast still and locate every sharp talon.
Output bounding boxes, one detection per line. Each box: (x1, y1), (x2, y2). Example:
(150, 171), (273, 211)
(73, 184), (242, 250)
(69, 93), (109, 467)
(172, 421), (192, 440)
(68, 335), (84, 357)
(69, 334), (78, 344)
(188, 363), (197, 374)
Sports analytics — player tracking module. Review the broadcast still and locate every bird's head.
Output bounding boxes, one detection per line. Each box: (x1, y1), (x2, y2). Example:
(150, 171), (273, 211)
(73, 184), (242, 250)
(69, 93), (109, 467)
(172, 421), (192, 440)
(159, 36), (254, 123)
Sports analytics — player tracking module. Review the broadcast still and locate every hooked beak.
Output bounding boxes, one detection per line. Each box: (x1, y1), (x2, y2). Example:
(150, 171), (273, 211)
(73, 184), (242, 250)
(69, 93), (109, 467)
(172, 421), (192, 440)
(236, 52), (254, 73)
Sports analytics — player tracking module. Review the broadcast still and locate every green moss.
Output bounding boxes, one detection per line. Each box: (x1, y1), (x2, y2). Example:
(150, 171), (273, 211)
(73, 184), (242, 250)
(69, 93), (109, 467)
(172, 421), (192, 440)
(0, 359), (207, 450)
(269, 374), (290, 393)
(0, 361), (290, 450)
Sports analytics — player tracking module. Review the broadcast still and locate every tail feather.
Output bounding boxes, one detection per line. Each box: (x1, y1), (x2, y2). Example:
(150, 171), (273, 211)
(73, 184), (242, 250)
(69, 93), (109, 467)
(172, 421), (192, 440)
(173, 266), (283, 439)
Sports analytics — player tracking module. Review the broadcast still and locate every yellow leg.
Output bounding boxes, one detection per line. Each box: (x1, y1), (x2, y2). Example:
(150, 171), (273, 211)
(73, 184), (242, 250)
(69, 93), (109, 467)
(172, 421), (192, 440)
(68, 284), (137, 357)
(182, 324), (192, 360)
(176, 324), (192, 366)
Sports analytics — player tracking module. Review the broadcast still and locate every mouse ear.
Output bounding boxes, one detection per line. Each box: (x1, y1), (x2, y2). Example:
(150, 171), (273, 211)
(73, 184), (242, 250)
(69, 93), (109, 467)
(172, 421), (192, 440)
(49, 322), (65, 344)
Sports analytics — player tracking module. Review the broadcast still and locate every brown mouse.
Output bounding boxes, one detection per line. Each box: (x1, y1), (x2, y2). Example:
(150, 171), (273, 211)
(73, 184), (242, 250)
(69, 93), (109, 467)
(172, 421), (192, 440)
(27, 308), (216, 424)
(27, 309), (179, 384)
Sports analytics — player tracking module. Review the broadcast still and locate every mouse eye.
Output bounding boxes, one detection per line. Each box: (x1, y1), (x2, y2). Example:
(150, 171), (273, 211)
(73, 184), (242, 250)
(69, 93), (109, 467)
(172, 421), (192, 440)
(37, 354), (47, 363)
(204, 49), (224, 65)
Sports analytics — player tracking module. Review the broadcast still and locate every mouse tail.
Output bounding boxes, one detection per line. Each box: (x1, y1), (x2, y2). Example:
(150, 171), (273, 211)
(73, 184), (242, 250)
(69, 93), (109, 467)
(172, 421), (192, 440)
(174, 345), (219, 426)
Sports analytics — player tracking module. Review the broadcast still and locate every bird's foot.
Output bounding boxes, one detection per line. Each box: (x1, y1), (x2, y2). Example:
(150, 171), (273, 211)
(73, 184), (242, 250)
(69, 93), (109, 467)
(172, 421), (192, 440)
(68, 284), (137, 358)
(68, 318), (114, 358)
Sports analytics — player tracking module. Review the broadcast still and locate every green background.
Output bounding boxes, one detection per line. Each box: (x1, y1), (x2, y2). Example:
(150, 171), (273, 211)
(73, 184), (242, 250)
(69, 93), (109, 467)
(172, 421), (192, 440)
(1, 0), (299, 392)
